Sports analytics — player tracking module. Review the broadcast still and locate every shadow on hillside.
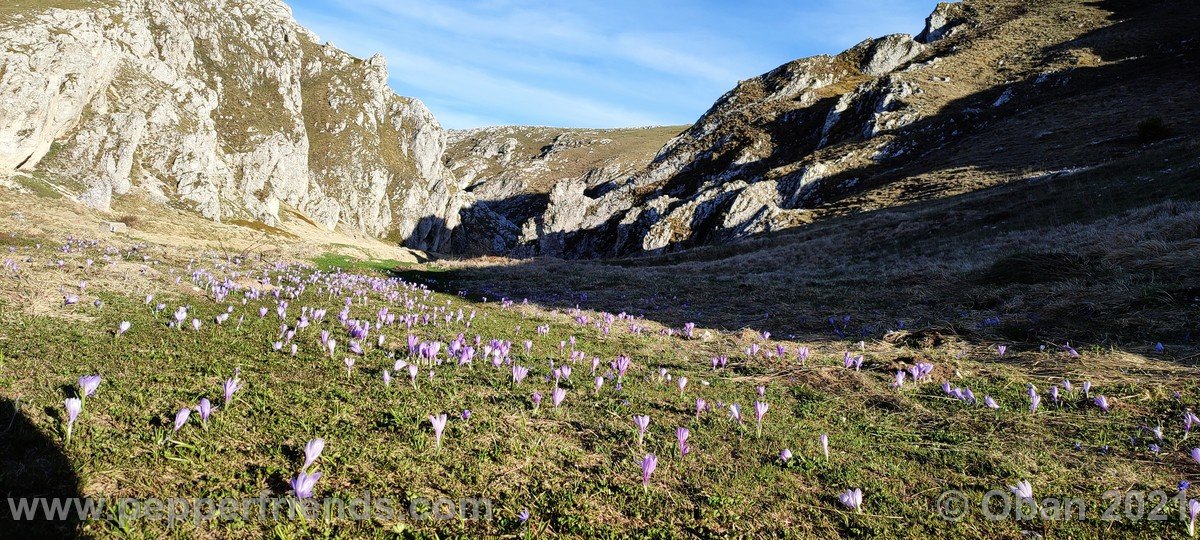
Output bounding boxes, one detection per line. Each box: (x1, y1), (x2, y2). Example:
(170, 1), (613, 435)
(393, 138), (1200, 346)
(790, 0), (1199, 212)
(385, 0), (1200, 350)
(404, 0), (1198, 261)
(0, 397), (84, 539)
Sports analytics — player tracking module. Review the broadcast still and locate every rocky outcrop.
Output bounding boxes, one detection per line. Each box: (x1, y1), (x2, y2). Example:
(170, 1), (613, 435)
(470, 0), (1151, 260)
(917, 2), (970, 43)
(442, 125), (681, 255)
(0, 0), (463, 250)
(860, 34), (926, 76)
(520, 29), (935, 258)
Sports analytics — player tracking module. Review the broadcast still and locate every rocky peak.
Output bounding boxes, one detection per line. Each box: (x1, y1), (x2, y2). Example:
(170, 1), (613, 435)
(917, 2), (969, 43)
(0, 0), (464, 251)
(471, 0), (1193, 260)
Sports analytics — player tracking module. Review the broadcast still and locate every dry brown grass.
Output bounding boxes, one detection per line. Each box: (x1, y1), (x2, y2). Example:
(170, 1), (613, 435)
(426, 136), (1200, 354)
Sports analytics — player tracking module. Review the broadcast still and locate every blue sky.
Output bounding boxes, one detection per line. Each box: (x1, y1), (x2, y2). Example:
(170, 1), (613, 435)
(288, 0), (940, 129)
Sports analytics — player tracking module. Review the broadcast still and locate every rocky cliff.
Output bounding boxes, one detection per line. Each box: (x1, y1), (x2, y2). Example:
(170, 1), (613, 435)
(454, 0), (1197, 258)
(442, 125), (682, 256)
(3, 0), (1195, 259)
(0, 0), (464, 250)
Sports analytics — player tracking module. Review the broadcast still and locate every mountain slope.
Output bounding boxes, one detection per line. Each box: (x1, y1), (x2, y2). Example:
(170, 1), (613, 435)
(0, 0), (464, 250)
(460, 0), (1199, 258)
(443, 125), (684, 255)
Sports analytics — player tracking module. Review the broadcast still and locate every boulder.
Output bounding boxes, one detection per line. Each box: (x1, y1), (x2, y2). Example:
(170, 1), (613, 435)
(99, 221), (127, 233)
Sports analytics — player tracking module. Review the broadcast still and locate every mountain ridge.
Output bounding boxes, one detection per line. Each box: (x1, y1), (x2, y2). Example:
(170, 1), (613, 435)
(3, 0), (1197, 262)
(0, 0), (465, 251)
(441, 0), (1199, 259)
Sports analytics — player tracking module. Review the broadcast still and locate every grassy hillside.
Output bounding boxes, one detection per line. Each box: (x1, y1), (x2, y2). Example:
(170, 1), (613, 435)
(1, 227), (1197, 538)
(445, 125), (685, 194)
(434, 136), (1200, 344)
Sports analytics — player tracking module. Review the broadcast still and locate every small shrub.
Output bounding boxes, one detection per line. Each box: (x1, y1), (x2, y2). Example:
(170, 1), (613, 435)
(1136, 116), (1171, 143)
(117, 215), (140, 229)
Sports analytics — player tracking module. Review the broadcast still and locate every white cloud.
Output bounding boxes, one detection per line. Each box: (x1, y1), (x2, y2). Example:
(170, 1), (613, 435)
(289, 0), (941, 128)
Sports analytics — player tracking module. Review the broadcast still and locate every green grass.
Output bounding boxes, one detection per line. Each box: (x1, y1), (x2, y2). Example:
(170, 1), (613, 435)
(1, 246), (1197, 538)
(15, 176), (63, 199)
(226, 219), (296, 239)
(312, 253), (413, 275)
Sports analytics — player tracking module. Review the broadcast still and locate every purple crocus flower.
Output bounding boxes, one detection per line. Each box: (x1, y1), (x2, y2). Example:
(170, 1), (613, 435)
(640, 454), (657, 491)
(408, 364), (419, 387)
(594, 376), (604, 394)
(1082, 381), (1092, 398)
(223, 377), (242, 405)
(1185, 411), (1200, 437)
(1187, 499), (1200, 537)
(512, 365), (529, 385)
(754, 401), (769, 438)
(173, 407), (191, 432)
(302, 438), (325, 471)
(430, 414), (448, 453)
(116, 321), (131, 337)
(984, 396), (1000, 409)
(1094, 395), (1110, 413)
(613, 355), (631, 382)
(676, 427), (690, 459)
(821, 433), (829, 459)
(552, 388), (566, 409)
(695, 398), (707, 418)
(344, 357), (355, 375)
(196, 398), (214, 427)
(531, 392), (542, 411)
(729, 403), (742, 424)
(518, 508), (530, 524)
(1009, 480), (1034, 501)
(383, 370), (392, 387)
(997, 345), (1007, 357)
(290, 471), (321, 499)
(839, 488), (863, 512)
(78, 375), (101, 400)
(633, 415), (650, 446)
(678, 377), (688, 397)
(1030, 393), (1041, 413)
(64, 398), (82, 443)
(1190, 447), (1200, 465)
(797, 347), (810, 364)
(780, 448), (793, 464)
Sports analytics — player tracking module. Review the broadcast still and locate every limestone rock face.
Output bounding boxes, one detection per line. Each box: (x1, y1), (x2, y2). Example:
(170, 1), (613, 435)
(442, 0), (1158, 261)
(521, 30), (936, 258)
(918, 2), (970, 43)
(442, 125), (681, 256)
(0, 0), (463, 251)
(860, 34), (926, 76)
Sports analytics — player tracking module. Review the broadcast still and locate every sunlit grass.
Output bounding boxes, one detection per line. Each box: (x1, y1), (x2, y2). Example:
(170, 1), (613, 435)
(0, 243), (1197, 538)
